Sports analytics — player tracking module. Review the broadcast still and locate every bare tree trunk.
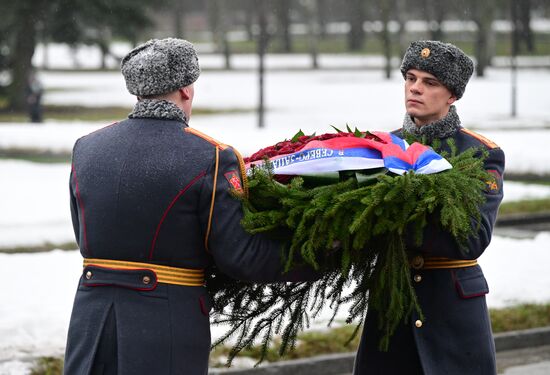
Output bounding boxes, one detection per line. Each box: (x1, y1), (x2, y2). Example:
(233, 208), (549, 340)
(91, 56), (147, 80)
(347, 0), (366, 51)
(316, 0), (328, 39)
(257, 0), (268, 128)
(98, 28), (112, 70)
(510, 0), (520, 118)
(173, 0), (185, 38)
(277, 0), (293, 52)
(99, 43), (108, 70)
(432, 1), (445, 41)
(424, 0), (444, 41)
(219, 0), (232, 69)
(472, 0), (496, 77)
(8, 2), (41, 111)
(245, 0), (255, 42)
(207, 0), (220, 51)
(209, 0), (231, 69)
(519, 0), (534, 52)
(303, 0), (320, 69)
(394, 0), (407, 58)
(380, 0), (392, 79)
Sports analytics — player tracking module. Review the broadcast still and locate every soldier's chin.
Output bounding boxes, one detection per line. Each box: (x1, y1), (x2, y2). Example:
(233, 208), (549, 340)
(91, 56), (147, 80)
(406, 108), (423, 118)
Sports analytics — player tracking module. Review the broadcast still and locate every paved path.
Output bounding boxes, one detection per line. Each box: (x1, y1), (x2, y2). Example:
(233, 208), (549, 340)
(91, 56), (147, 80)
(209, 332), (550, 374)
(498, 345), (550, 374)
(318, 345), (550, 375)
(210, 346), (550, 374)
(502, 361), (550, 374)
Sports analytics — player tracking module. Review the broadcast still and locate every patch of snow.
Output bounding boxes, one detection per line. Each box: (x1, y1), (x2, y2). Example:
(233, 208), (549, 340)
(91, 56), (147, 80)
(1, 232), (550, 372)
(0, 250), (81, 370)
(0, 161), (73, 248)
(480, 232), (550, 308)
(1, 67), (549, 176)
(0, 156), (548, 250)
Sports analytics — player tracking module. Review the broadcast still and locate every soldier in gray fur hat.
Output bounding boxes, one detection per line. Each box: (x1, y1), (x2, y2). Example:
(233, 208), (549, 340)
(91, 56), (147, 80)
(353, 41), (505, 374)
(400, 40), (474, 131)
(120, 37), (201, 122)
(64, 38), (308, 375)
(121, 38), (200, 96)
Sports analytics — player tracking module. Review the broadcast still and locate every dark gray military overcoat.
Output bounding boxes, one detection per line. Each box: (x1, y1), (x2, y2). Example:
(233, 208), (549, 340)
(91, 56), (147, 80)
(353, 124), (505, 375)
(64, 102), (288, 375)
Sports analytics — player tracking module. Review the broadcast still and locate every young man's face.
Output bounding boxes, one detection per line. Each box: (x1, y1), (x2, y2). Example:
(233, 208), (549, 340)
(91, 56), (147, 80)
(404, 69), (456, 126)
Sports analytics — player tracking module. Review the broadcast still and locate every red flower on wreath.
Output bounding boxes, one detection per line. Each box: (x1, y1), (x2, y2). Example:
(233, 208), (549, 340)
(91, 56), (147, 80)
(244, 128), (382, 164)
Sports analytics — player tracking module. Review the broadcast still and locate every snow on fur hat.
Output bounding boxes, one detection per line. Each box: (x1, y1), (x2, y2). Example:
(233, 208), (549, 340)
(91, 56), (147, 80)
(121, 38), (200, 96)
(400, 40), (474, 99)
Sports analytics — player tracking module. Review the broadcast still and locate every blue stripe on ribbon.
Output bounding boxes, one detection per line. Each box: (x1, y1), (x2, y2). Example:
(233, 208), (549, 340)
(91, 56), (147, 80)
(390, 133), (408, 151)
(412, 149), (444, 170)
(383, 156), (412, 172)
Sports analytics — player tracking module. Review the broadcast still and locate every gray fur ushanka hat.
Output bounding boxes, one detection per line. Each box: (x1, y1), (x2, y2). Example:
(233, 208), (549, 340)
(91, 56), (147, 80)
(400, 40), (474, 99)
(121, 38), (200, 96)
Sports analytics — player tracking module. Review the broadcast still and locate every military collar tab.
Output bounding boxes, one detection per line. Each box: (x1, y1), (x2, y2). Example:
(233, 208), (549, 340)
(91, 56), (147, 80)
(402, 105), (461, 141)
(128, 99), (187, 123)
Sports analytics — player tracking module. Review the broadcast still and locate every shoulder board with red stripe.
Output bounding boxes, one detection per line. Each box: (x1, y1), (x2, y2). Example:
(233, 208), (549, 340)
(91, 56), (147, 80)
(184, 127), (229, 150)
(460, 128), (499, 149)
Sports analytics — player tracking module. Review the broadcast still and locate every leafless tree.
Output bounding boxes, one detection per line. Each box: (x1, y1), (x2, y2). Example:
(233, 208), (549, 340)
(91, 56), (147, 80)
(173, 0), (187, 39)
(316, 0), (329, 38)
(7, 0), (48, 111)
(518, 0), (535, 52)
(393, 0), (407, 58)
(208, 0), (232, 69)
(301, 0), (320, 68)
(347, 0), (366, 51)
(378, 0), (393, 79)
(276, 0), (293, 52)
(423, 0), (446, 40)
(257, 0), (269, 128)
(470, 0), (496, 77)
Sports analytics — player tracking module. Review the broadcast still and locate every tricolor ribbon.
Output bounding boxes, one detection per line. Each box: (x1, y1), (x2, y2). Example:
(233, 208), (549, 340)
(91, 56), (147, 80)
(246, 132), (451, 176)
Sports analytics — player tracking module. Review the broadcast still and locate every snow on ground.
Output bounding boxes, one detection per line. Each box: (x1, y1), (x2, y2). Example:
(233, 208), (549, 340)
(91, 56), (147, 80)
(0, 161), (73, 248)
(1, 64), (548, 250)
(38, 67), (550, 125)
(1, 67), (550, 174)
(1, 122), (549, 176)
(504, 181), (550, 201)
(481, 233), (550, 308)
(0, 122), (106, 153)
(0, 251), (81, 369)
(1, 158), (549, 250)
(1, 232), (549, 373)
(1, 56), (549, 373)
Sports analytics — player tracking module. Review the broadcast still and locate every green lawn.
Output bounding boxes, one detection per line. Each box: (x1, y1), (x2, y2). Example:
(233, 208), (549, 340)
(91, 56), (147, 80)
(499, 197), (550, 216)
(0, 241), (77, 254)
(210, 302), (550, 366)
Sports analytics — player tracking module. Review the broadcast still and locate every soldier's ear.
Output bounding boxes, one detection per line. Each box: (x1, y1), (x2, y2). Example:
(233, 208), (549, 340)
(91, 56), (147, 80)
(447, 95), (457, 105)
(179, 87), (192, 100)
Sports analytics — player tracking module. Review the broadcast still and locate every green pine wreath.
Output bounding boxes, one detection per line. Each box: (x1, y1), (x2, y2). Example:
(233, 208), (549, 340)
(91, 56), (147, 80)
(208, 134), (490, 365)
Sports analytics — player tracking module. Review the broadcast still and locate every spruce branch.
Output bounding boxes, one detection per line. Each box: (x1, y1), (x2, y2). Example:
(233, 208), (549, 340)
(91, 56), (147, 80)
(209, 142), (490, 364)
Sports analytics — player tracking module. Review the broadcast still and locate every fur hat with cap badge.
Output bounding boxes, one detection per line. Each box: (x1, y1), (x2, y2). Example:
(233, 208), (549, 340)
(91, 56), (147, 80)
(400, 40), (474, 99)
